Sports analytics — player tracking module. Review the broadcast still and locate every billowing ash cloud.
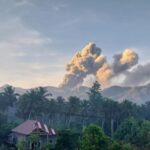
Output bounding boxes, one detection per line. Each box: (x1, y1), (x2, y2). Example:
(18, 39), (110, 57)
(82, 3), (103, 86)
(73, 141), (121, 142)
(96, 48), (139, 87)
(112, 49), (139, 74)
(60, 43), (107, 88)
(96, 64), (112, 87)
(123, 63), (150, 86)
(82, 74), (96, 87)
(60, 43), (139, 88)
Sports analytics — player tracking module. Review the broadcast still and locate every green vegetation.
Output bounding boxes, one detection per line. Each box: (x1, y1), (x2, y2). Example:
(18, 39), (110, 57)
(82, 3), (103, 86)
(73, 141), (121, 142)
(80, 124), (109, 150)
(114, 117), (150, 149)
(0, 83), (150, 149)
(55, 129), (80, 150)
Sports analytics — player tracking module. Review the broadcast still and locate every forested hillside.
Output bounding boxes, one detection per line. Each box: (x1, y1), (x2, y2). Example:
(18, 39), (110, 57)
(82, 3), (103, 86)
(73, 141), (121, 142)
(1, 82), (150, 105)
(0, 82), (150, 150)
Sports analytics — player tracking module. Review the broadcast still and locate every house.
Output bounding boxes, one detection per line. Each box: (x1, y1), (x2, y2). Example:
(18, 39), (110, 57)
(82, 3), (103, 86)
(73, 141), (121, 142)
(9, 120), (56, 150)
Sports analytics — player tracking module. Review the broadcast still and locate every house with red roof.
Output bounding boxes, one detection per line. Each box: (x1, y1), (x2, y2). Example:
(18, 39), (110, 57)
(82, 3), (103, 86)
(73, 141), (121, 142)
(9, 120), (56, 150)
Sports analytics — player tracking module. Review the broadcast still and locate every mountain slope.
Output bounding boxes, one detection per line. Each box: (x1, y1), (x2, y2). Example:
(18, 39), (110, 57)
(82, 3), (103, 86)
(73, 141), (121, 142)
(102, 84), (150, 104)
(1, 84), (150, 104)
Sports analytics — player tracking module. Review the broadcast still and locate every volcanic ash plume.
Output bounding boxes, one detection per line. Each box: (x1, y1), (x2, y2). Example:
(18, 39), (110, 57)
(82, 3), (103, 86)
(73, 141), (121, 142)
(60, 43), (139, 89)
(122, 63), (150, 86)
(82, 74), (96, 87)
(60, 43), (107, 88)
(112, 49), (139, 75)
(94, 48), (138, 87)
(96, 64), (112, 87)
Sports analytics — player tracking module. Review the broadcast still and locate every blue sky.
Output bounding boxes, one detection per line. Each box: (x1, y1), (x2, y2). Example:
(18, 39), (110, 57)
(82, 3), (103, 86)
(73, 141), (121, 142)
(0, 0), (150, 88)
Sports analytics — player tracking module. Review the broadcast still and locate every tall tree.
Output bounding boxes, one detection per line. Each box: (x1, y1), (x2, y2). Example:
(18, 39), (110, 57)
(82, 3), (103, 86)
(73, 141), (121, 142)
(0, 86), (18, 111)
(103, 98), (120, 137)
(66, 96), (81, 128)
(80, 100), (89, 128)
(87, 81), (103, 124)
(55, 96), (66, 127)
(119, 100), (138, 122)
(87, 81), (102, 101)
(17, 87), (50, 120)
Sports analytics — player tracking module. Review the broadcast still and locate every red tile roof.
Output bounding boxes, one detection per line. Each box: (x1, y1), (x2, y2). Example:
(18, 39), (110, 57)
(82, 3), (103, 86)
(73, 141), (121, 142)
(12, 120), (56, 136)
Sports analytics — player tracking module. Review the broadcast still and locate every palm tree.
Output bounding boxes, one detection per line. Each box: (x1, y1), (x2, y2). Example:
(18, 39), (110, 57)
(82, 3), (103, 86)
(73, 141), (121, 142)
(119, 100), (138, 122)
(17, 87), (51, 120)
(87, 81), (103, 124)
(36, 87), (52, 102)
(55, 96), (66, 127)
(46, 98), (57, 126)
(80, 100), (89, 128)
(103, 98), (120, 137)
(2, 85), (19, 107)
(66, 96), (81, 128)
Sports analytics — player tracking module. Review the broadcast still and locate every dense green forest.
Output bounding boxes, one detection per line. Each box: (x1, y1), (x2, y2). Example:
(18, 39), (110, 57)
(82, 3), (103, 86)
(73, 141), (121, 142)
(0, 82), (150, 150)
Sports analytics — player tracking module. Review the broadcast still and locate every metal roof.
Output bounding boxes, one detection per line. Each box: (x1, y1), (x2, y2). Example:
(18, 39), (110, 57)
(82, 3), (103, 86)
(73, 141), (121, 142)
(12, 120), (56, 136)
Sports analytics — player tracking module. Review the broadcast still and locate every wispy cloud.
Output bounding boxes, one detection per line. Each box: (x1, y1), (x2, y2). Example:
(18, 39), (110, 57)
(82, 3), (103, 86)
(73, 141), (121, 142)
(0, 17), (52, 57)
(0, 14), (65, 88)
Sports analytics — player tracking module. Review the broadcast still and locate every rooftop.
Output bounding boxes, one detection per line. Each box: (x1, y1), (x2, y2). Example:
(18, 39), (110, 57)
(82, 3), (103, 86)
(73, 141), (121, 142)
(12, 120), (56, 136)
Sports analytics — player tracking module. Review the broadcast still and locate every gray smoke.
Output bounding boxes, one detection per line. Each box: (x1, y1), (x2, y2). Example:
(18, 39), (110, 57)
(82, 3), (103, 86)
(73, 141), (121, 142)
(96, 48), (139, 87)
(112, 49), (139, 75)
(60, 42), (107, 88)
(123, 63), (150, 86)
(60, 43), (139, 88)
(82, 74), (96, 87)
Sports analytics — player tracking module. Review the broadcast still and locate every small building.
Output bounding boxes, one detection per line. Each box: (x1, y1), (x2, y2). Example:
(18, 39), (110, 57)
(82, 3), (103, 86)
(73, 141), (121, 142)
(9, 120), (56, 150)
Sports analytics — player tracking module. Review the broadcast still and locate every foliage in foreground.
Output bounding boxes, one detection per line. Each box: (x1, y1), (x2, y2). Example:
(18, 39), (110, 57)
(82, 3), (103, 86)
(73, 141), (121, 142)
(115, 117), (150, 149)
(55, 124), (136, 150)
(0, 84), (150, 150)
